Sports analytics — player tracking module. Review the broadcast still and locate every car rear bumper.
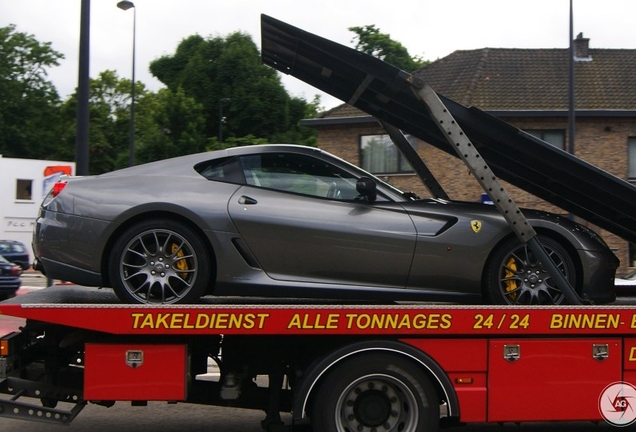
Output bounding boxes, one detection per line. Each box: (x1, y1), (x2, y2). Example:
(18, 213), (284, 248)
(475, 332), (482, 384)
(37, 257), (103, 287)
(0, 277), (21, 292)
(33, 211), (110, 287)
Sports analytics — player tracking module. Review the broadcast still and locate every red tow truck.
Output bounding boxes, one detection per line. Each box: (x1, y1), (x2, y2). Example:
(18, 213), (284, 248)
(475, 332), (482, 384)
(2, 288), (636, 430)
(3, 15), (636, 431)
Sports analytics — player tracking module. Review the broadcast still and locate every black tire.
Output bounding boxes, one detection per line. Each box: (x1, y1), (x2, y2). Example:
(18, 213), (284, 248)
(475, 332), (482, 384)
(485, 235), (577, 305)
(108, 219), (211, 304)
(311, 353), (440, 432)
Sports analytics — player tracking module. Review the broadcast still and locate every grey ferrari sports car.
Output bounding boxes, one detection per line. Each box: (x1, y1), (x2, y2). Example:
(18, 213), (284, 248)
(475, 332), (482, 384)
(33, 144), (618, 305)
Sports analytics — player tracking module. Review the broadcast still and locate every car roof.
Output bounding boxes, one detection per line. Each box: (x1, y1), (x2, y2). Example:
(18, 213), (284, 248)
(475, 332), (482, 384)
(224, 144), (324, 156)
(96, 145), (337, 179)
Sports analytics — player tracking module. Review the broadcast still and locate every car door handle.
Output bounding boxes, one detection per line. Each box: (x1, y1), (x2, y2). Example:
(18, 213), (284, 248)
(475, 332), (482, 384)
(238, 196), (258, 205)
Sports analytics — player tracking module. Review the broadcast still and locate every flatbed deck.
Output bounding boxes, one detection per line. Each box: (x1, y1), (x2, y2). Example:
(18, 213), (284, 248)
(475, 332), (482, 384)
(2, 286), (636, 337)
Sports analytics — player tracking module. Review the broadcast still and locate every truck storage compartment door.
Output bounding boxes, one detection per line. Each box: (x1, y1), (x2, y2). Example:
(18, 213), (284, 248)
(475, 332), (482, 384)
(85, 343), (187, 401)
(488, 338), (621, 422)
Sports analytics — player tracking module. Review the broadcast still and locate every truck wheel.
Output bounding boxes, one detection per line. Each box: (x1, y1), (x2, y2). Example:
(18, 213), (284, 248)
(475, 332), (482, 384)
(485, 235), (576, 305)
(311, 353), (439, 432)
(109, 219), (211, 304)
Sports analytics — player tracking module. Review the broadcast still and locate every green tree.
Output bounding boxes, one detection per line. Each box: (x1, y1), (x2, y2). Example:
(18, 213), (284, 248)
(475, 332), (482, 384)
(0, 25), (65, 159)
(58, 70), (147, 174)
(59, 71), (207, 173)
(349, 25), (427, 72)
(150, 31), (317, 147)
(268, 95), (320, 147)
(135, 87), (207, 164)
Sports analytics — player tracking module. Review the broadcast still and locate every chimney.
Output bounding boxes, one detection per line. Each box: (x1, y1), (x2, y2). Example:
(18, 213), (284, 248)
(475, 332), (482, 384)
(574, 32), (592, 61)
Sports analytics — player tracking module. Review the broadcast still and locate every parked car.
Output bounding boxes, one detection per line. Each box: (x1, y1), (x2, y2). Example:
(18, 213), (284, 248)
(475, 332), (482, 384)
(615, 270), (636, 295)
(0, 254), (22, 299)
(616, 271), (636, 284)
(0, 239), (30, 270)
(32, 145), (618, 305)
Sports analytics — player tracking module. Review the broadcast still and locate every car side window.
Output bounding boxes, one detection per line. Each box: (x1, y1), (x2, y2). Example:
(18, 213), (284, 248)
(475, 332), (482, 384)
(10, 243), (25, 253)
(239, 153), (361, 200)
(194, 157), (245, 184)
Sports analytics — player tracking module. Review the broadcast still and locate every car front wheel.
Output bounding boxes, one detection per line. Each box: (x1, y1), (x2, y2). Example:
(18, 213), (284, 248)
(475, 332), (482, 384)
(109, 219), (211, 304)
(485, 235), (577, 305)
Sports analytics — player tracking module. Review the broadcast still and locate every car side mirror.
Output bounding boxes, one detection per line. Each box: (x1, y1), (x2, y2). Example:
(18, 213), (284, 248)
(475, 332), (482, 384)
(356, 177), (377, 202)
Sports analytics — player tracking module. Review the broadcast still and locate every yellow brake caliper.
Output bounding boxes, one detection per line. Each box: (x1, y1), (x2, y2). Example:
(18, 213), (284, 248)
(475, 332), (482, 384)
(171, 243), (189, 279)
(504, 257), (518, 300)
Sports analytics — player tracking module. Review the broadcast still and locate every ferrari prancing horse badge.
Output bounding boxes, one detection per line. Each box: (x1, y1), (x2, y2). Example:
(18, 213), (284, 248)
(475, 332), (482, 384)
(471, 220), (482, 233)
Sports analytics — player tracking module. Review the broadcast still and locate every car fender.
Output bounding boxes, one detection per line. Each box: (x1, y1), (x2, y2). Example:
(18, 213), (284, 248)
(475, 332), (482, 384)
(525, 212), (609, 252)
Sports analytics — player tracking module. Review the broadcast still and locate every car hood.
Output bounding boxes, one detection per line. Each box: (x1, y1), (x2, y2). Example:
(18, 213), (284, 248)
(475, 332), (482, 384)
(402, 198), (606, 247)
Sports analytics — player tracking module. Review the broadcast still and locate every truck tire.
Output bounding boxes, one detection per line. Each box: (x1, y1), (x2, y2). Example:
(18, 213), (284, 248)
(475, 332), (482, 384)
(310, 353), (439, 432)
(109, 218), (211, 304)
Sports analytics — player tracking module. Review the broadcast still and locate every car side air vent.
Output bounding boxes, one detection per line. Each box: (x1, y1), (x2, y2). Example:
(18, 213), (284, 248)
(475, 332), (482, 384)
(231, 239), (262, 270)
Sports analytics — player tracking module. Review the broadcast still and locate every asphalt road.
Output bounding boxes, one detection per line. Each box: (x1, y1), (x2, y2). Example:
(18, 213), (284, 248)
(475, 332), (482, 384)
(0, 402), (617, 432)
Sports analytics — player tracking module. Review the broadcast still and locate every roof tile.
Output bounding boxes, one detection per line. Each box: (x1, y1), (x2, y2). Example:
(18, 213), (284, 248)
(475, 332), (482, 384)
(414, 48), (636, 110)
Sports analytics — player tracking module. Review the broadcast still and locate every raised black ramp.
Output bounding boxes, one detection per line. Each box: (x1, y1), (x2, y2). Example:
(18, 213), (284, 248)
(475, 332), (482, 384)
(261, 14), (636, 244)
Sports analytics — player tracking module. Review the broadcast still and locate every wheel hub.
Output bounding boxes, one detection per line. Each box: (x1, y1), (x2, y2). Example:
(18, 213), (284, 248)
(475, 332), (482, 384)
(339, 376), (417, 432)
(353, 389), (391, 427)
(152, 260), (166, 273)
(499, 242), (568, 305)
(527, 272), (539, 284)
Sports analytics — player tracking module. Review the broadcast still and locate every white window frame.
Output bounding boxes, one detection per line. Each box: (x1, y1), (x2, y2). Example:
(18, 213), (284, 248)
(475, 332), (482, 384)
(360, 134), (415, 174)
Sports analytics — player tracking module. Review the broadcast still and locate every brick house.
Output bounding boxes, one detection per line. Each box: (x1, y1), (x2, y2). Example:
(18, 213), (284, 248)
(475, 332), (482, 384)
(301, 35), (636, 275)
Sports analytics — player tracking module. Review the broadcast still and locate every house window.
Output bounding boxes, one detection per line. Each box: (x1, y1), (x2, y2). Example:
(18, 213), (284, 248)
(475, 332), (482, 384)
(360, 134), (414, 174)
(525, 130), (565, 150)
(628, 137), (636, 180)
(16, 179), (33, 201)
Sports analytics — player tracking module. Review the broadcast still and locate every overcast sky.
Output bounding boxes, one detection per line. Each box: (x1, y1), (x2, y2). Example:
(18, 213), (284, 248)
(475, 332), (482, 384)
(2, 0), (636, 110)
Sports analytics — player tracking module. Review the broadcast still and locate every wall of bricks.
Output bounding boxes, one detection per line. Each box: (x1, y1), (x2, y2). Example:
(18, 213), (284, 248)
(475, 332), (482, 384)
(315, 115), (636, 275)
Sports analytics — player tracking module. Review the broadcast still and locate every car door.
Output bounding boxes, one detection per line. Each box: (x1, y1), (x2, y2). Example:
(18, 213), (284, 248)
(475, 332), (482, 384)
(227, 152), (417, 288)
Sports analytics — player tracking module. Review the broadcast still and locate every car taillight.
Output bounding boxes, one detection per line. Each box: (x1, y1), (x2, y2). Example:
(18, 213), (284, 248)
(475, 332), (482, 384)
(10, 265), (21, 277)
(52, 181), (68, 197)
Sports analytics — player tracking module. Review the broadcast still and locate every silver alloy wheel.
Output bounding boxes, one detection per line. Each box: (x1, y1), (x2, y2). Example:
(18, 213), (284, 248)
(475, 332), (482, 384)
(498, 242), (568, 305)
(119, 228), (199, 304)
(335, 373), (419, 432)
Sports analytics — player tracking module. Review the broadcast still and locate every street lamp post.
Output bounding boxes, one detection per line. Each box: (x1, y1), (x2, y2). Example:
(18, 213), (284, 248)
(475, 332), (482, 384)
(218, 98), (231, 145)
(75, 0), (90, 176)
(117, 0), (136, 166)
